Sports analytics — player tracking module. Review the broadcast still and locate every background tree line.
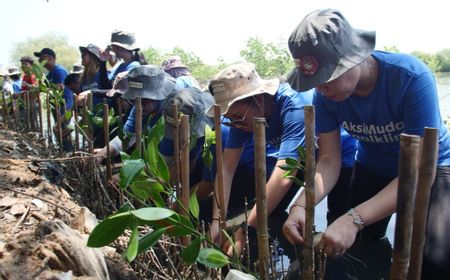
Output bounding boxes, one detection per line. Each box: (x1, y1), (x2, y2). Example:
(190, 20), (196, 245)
(7, 33), (450, 88)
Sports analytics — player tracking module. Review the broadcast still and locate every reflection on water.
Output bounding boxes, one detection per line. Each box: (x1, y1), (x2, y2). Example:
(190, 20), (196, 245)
(437, 72), (450, 118)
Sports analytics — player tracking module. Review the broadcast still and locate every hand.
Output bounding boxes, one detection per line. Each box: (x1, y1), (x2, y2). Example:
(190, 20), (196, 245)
(223, 227), (245, 257)
(77, 90), (91, 107)
(208, 220), (221, 245)
(99, 46), (111, 62)
(320, 213), (359, 258)
(94, 148), (107, 164)
(282, 205), (306, 245)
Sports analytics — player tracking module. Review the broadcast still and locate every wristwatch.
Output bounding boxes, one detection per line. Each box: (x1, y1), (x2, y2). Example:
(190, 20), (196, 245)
(347, 208), (365, 230)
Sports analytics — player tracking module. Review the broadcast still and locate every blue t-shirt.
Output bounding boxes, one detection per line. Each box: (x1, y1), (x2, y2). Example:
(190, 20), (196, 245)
(123, 105), (162, 133)
(12, 80), (22, 93)
(46, 64), (68, 85)
(226, 83), (314, 160)
(340, 128), (357, 168)
(175, 76), (200, 90)
(314, 50), (450, 177)
(110, 61), (140, 82)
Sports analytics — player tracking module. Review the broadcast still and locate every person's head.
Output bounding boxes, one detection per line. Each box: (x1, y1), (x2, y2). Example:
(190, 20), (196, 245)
(20, 56), (34, 73)
(122, 65), (175, 115)
(110, 30), (140, 62)
(64, 73), (81, 93)
(287, 9), (375, 101)
(163, 87), (214, 140)
(7, 66), (21, 81)
(79, 44), (101, 67)
(34, 48), (57, 70)
(70, 63), (84, 74)
(208, 63), (279, 131)
(162, 55), (190, 78)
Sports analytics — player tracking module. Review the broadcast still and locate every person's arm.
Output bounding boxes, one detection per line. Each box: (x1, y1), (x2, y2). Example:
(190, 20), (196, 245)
(98, 61), (112, 89)
(283, 129), (342, 244)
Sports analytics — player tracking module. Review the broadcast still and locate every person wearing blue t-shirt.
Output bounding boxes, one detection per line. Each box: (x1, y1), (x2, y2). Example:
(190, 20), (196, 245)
(207, 62), (314, 259)
(284, 9), (450, 279)
(94, 65), (175, 164)
(162, 55), (201, 90)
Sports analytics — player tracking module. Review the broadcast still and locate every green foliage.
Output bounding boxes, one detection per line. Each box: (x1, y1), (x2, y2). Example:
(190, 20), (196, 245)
(10, 32), (79, 71)
(240, 37), (294, 79)
(280, 146), (306, 187)
(383, 45), (400, 53)
(181, 237), (202, 264)
(436, 49), (450, 72)
(197, 248), (230, 268)
(202, 125), (215, 168)
(412, 50), (441, 72)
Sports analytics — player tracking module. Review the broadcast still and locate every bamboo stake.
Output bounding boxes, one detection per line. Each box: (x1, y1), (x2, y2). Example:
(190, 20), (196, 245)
(23, 91), (28, 131)
(103, 101), (112, 181)
(213, 105), (226, 244)
(303, 105), (316, 280)
(30, 90), (36, 131)
(135, 97), (142, 157)
(253, 117), (269, 280)
(26, 91), (32, 131)
(171, 105), (181, 208)
(37, 92), (44, 137)
(180, 115), (190, 245)
(87, 92), (94, 154)
(73, 94), (79, 151)
(12, 94), (18, 130)
(1, 90), (8, 128)
(407, 128), (438, 280)
(54, 96), (64, 155)
(46, 92), (52, 147)
(390, 134), (420, 280)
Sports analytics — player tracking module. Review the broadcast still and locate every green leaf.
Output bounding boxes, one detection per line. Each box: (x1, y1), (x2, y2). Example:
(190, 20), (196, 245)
(119, 159), (146, 189)
(131, 207), (175, 221)
(285, 175), (304, 187)
(285, 157), (299, 167)
(138, 227), (166, 254)
(197, 248), (230, 268)
(145, 138), (169, 182)
(181, 237), (202, 264)
(87, 212), (131, 247)
(118, 201), (134, 213)
(130, 178), (163, 201)
(277, 164), (293, 171)
(165, 214), (195, 237)
(130, 148), (141, 160)
(31, 63), (43, 80)
(65, 110), (72, 120)
(202, 149), (213, 169)
(92, 116), (104, 127)
(147, 117), (165, 144)
(189, 189), (200, 220)
(120, 151), (131, 161)
(126, 226), (139, 262)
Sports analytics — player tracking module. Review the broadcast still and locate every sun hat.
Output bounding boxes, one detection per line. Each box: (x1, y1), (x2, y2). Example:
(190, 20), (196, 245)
(7, 66), (20, 76)
(110, 30), (139, 51)
(70, 63), (84, 74)
(33, 48), (56, 59)
(287, 9), (375, 92)
(207, 62), (279, 116)
(79, 44), (101, 60)
(122, 65), (175, 100)
(162, 55), (189, 71)
(163, 87), (214, 140)
(107, 71), (129, 97)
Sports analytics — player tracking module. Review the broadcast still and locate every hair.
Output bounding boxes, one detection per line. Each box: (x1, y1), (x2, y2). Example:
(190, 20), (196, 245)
(134, 50), (147, 65)
(10, 74), (20, 81)
(64, 73), (80, 87)
(20, 56), (34, 64)
(80, 52), (100, 86)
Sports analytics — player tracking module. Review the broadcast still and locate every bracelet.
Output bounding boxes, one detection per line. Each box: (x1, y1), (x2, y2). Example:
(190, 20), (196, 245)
(289, 201), (306, 214)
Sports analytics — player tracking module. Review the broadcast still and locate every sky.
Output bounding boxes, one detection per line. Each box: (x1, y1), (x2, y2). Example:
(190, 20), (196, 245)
(1, 0), (449, 69)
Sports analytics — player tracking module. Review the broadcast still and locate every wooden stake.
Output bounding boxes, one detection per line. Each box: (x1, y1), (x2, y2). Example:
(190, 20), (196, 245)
(213, 105), (226, 243)
(134, 97), (142, 157)
(37, 92), (44, 137)
(73, 94), (79, 151)
(1, 90), (8, 128)
(171, 104), (181, 207)
(408, 128), (438, 280)
(103, 101), (112, 181)
(46, 92), (52, 147)
(180, 115), (190, 245)
(12, 94), (18, 130)
(390, 134), (420, 280)
(87, 92), (94, 154)
(54, 96), (64, 155)
(26, 91), (32, 131)
(303, 105), (316, 280)
(253, 117), (269, 280)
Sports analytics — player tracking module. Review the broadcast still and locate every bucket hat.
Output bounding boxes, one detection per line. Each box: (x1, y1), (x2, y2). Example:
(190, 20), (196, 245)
(162, 55), (188, 71)
(110, 30), (139, 51)
(163, 87), (214, 140)
(7, 66), (20, 76)
(122, 65), (175, 100)
(207, 62), (279, 116)
(70, 63), (84, 74)
(33, 48), (56, 59)
(79, 44), (101, 60)
(20, 56), (34, 64)
(287, 9), (375, 91)
(107, 71), (129, 97)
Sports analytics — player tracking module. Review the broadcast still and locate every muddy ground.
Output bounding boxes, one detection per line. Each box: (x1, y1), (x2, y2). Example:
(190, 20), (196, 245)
(0, 126), (140, 280)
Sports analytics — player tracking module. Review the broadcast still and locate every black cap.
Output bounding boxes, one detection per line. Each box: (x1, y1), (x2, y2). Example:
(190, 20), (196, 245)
(34, 48), (56, 59)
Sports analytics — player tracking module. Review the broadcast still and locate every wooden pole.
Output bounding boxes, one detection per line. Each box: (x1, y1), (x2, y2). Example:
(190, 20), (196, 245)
(408, 128), (439, 280)
(23, 91), (29, 131)
(253, 117), (269, 280)
(1, 90), (8, 128)
(12, 94), (19, 130)
(303, 105), (316, 280)
(55, 96), (64, 155)
(46, 92), (52, 147)
(87, 92), (94, 154)
(73, 94), (79, 151)
(390, 134), (420, 280)
(30, 90), (36, 131)
(103, 101), (112, 181)
(134, 97), (142, 157)
(213, 105), (226, 244)
(37, 92), (44, 137)
(180, 115), (191, 246)
(171, 105), (182, 207)
(26, 91), (32, 131)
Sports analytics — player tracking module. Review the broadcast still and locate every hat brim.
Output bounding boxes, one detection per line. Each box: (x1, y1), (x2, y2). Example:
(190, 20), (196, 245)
(288, 29), (375, 92)
(8, 71), (20, 76)
(111, 42), (140, 51)
(207, 78), (280, 117)
(79, 46), (101, 60)
(33, 52), (41, 58)
(123, 76), (175, 100)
